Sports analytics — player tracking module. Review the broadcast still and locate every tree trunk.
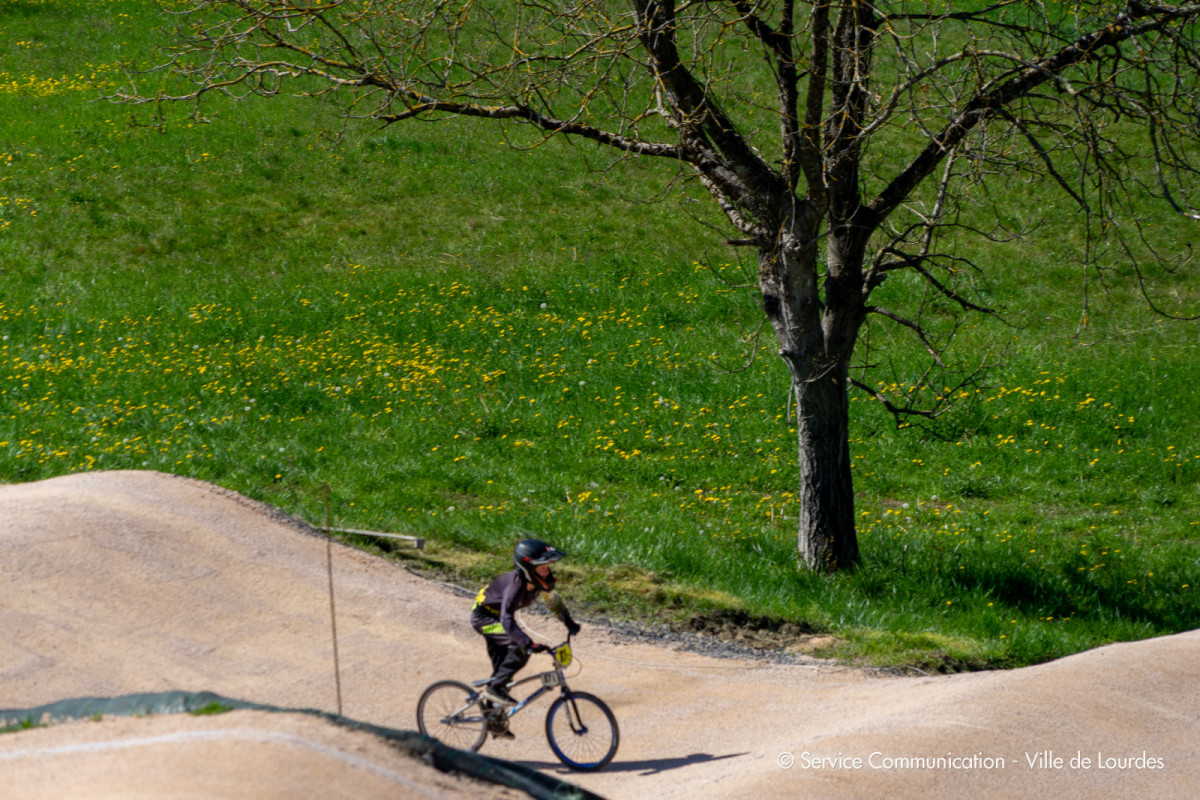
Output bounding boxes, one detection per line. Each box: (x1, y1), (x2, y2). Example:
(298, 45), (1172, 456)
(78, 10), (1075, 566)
(793, 366), (859, 571)
(760, 207), (863, 572)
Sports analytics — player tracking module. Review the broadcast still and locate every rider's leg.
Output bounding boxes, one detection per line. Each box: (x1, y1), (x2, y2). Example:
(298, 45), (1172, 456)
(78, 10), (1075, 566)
(492, 642), (531, 686)
(485, 636), (509, 677)
(482, 633), (530, 705)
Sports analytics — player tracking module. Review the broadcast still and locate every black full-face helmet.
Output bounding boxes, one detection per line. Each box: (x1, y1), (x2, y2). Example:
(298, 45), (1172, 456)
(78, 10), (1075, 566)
(513, 538), (565, 591)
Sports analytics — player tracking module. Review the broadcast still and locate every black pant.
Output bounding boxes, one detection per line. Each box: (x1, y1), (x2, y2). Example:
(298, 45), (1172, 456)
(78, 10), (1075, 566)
(485, 635), (531, 687)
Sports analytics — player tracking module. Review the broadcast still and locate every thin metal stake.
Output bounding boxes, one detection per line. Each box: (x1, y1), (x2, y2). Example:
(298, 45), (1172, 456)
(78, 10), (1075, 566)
(324, 483), (343, 716)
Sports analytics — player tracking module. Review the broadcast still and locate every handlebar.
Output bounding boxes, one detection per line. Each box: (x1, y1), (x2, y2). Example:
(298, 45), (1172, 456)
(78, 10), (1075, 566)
(534, 634), (572, 655)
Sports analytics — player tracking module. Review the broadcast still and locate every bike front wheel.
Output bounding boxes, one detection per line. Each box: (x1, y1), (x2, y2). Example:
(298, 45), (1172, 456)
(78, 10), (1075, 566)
(416, 680), (488, 752)
(544, 691), (619, 771)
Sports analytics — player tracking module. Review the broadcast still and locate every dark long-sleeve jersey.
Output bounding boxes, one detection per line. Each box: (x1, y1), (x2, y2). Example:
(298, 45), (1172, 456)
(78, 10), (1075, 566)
(470, 569), (574, 649)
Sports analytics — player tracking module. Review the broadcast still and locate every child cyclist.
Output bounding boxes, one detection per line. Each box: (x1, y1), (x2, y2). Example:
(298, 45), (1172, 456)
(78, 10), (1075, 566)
(471, 538), (581, 709)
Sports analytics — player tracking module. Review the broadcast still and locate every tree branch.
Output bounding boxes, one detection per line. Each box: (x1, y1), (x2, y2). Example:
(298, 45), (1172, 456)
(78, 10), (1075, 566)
(378, 97), (682, 160)
(869, 4), (1200, 224)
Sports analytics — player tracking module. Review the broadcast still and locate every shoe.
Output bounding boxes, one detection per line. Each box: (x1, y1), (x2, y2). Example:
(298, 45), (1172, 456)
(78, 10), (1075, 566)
(492, 729), (516, 741)
(484, 684), (517, 707)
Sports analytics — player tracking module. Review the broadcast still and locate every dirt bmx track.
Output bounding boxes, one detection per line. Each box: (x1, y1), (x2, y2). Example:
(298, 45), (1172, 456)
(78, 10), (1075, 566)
(1, 470), (1197, 799)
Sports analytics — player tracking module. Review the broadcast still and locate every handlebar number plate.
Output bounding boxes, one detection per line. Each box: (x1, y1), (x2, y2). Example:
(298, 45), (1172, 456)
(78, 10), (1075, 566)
(554, 644), (572, 668)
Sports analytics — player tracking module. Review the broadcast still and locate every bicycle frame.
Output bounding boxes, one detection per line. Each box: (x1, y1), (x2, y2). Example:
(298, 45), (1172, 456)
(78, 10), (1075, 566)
(490, 661), (571, 720)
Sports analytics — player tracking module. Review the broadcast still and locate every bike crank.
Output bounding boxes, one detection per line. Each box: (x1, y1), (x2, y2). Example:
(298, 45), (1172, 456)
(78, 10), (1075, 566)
(484, 707), (510, 736)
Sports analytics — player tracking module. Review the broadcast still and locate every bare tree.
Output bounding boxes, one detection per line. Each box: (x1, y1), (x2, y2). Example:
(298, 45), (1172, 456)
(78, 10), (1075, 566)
(117, 1), (1200, 571)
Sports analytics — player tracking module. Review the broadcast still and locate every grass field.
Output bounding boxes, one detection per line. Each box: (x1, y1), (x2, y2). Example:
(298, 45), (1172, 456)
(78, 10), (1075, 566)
(2, 0), (1198, 671)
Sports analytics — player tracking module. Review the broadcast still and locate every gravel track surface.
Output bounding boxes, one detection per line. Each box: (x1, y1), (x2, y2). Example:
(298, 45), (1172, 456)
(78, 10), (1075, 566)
(2, 471), (1197, 799)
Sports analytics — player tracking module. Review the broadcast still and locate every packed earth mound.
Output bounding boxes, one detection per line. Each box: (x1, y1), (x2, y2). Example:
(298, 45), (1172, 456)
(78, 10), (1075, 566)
(1, 471), (1197, 799)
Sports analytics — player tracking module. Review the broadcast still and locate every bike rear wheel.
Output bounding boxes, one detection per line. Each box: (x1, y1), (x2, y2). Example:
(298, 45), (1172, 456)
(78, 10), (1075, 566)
(544, 691), (619, 771)
(416, 680), (488, 752)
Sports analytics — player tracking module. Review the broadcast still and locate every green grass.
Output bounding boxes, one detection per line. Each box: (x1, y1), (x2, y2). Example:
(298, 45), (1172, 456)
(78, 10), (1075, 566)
(0, 716), (42, 734)
(2, 0), (1198, 671)
(188, 701), (233, 716)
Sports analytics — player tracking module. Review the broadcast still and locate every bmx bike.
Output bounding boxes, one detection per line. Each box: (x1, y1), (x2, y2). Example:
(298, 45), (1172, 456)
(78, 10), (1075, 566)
(416, 635), (619, 771)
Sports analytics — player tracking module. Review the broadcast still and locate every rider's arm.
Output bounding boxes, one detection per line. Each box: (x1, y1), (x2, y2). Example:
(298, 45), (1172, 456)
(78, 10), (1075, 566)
(544, 590), (581, 634)
(543, 590), (571, 623)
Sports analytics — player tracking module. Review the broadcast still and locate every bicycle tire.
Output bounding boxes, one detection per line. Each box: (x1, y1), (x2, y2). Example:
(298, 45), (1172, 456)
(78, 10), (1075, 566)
(416, 680), (488, 752)
(544, 691), (619, 771)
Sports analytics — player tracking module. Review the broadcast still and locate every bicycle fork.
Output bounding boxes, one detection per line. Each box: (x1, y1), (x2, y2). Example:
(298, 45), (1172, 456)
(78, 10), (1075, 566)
(558, 693), (590, 736)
